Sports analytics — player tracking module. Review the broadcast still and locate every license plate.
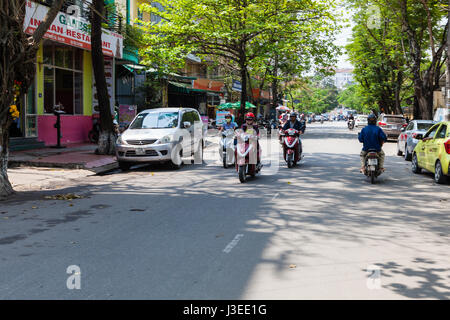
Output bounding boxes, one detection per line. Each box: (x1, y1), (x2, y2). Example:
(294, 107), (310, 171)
(135, 148), (145, 155)
(368, 159), (378, 165)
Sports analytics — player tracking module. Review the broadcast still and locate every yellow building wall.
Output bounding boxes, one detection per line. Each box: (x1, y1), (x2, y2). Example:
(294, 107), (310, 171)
(132, 0), (151, 23)
(36, 42), (44, 115)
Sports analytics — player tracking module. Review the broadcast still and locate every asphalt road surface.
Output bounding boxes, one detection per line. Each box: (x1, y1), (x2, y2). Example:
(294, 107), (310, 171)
(1, 122), (449, 299)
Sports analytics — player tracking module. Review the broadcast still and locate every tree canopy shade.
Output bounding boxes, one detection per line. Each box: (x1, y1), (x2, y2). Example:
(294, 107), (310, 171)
(138, 0), (341, 123)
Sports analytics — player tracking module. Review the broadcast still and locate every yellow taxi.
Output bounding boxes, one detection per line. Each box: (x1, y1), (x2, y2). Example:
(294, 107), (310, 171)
(412, 121), (450, 184)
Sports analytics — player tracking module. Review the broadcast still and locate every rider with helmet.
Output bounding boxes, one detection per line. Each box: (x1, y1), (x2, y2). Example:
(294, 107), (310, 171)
(220, 113), (238, 131)
(240, 112), (261, 167)
(358, 113), (387, 173)
(282, 112), (303, 158)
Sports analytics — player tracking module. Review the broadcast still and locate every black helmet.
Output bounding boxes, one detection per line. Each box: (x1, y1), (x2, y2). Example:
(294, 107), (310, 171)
(368, 113), (377, 124)
(290, 112), (298, 118)
(225, 114), (232, 119)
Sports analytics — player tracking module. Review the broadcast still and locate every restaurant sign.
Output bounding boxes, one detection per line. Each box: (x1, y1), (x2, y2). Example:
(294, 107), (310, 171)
(23, 1), (123, 58)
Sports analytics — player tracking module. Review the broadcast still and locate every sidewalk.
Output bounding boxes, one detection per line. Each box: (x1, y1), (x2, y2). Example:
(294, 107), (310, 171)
(8, 143), (118, 174)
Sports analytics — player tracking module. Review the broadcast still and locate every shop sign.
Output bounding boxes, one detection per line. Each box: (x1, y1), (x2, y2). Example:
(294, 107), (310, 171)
(193, 78), (224, 92)
(24, 0), (123, 58)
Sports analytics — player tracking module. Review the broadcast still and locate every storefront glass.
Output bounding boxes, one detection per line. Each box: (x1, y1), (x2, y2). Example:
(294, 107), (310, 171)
(43, 41), (83, 115)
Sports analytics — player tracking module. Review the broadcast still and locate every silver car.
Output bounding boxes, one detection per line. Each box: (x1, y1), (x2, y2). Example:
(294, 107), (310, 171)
(355, 115), (368, 128)
(397, 120), (435, 161)
(116, 108), (205, 170)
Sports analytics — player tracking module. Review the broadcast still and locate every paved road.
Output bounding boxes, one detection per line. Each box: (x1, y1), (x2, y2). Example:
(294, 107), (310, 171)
(1, 122), (449, 299)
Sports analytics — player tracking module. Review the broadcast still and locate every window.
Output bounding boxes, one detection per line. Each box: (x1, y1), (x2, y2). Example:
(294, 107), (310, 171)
(405, 122), (414, 131)
(130, 112), (178, 129)
(181, 112), (194, 126)
(417, 123), (434, 131)
(425, 125), (439, 139)
(384, 116), (405, 124)
(436, 125), (447, 139)
(42, 42), (83, 114)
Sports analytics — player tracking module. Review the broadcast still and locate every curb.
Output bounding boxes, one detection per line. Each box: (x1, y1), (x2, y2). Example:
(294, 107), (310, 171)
(8, 160), (119, 174)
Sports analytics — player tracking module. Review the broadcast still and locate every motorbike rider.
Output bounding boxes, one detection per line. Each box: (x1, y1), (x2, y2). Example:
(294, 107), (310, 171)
(282, 112), (303, 157)
(358, 113), (387, 173)
(299, 113), (306, 134)
(348, 113), (355, 128)
(240, 112), (261, 168)
(219, 114), (238, 132)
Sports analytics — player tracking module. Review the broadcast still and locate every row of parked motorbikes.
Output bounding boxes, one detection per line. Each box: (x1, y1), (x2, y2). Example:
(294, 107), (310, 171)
(219, 120), (303, 183)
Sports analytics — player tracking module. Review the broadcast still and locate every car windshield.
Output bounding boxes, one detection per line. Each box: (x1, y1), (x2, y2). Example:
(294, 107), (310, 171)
(384, 117), (405, 123)
(129, 112), (179, 129)
(417, 123), (434, 131)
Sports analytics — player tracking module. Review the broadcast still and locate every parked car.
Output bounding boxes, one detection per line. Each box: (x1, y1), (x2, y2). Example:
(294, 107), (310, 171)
(397, 120), (435, 161)
(355, 115), (368, 128)
(411, 121), (450, 184)
(314, 115), (322, 122)
(116, 108), (205, 170)
(377, 114), (407, 140)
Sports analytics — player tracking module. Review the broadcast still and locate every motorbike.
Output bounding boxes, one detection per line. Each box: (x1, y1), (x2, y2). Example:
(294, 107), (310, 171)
(363, 149), (382, 184)
(348, 119), (355, 130)
(280, 128), (302, 168)
(88, 116), (100, 143)
(235, 129), (261, 183)
(219, 128), (236, 168)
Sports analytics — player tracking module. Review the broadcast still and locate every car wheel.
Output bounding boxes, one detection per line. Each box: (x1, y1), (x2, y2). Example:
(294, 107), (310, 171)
(404, 144), (412, 161)
(170, 145), (183, 170)
(397, 147), (403, 156)
(194, 140), (203, 164)
(411, 153), (422, 174)
(434, 160), (448, 184)
(118, 161), (131, 171)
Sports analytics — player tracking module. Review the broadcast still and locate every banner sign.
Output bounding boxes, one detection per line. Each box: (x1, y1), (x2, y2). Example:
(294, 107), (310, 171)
(200, 116), (209, 124)
(24, 1), (123, 58)
(232, 80), (242, 92)
(92, 56), (114, 114)
(193, 78), (224, 92)
(118, 105), (137, 130)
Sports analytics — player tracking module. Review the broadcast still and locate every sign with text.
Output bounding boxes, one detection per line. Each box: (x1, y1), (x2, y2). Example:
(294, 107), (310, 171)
(24, 1), (123, 57)
(232, 80), (242, 92)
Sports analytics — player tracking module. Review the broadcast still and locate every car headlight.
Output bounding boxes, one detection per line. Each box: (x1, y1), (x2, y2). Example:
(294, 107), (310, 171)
(158, 135), (173, 144)
(116, 135), (125, 145)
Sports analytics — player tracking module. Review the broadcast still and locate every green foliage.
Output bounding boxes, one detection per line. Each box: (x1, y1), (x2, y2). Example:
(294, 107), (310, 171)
(337, 84), (372, 113)
(292, 75), (340, 114)
(137, 0), (340, 80)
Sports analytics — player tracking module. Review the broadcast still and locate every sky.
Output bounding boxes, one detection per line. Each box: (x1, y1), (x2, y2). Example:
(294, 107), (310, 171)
(334, 7), (355, 69)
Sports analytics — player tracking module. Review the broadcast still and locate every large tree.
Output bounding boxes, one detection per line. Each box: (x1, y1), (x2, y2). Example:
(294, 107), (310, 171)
(346, 2), (412, 115)
(139, 0), (339, 124)
(91, 0), (115, 155)
(348, 0), (448, 119)
(0, 0), (65, 199)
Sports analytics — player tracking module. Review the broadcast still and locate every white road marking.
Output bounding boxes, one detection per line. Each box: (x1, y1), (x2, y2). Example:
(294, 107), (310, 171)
(271, 192), (280, 201)
(223, 234), (244, 253)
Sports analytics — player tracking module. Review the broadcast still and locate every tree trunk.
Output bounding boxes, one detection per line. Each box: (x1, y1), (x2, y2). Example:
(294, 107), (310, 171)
(91, 0), (115, 154)
(0, 119), (13, 199)
(238, 65), (248, 126)
(0, 0), (65, 199)
(272, 55), (279, 109)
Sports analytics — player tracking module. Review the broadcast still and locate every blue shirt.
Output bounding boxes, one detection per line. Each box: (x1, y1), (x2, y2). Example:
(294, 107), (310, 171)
(358, 124), (387, 152)
(222, 122), (237, 130)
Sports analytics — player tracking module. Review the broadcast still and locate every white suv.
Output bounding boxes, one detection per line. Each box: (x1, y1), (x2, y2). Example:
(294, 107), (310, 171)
(116, 108), (205, 170)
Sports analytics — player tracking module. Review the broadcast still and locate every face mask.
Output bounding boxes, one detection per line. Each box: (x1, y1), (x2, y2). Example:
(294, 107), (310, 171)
(226, 118), (231, 123)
